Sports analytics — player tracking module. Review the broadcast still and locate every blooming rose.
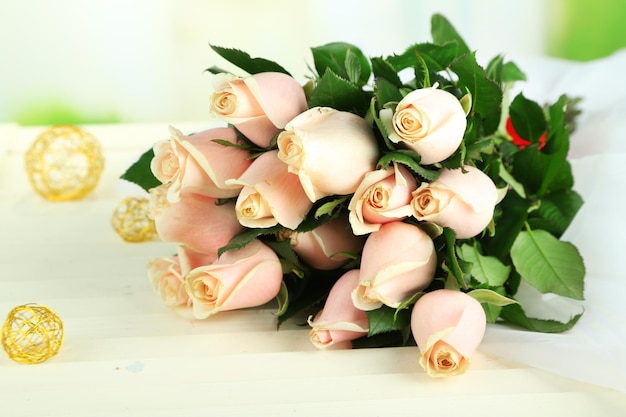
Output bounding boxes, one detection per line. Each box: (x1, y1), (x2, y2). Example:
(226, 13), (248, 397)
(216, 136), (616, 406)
(410, 165), (498, 239)
(287, 216), (365, 270)
(411, 289), (486, 377)
(147, 245), (216, 308)
(380, 86), (467, 164)
(227, 150), (312, 230)
(185, 239), (283, 319)
(210, 72), (308, 148)
(277, 107), (379, 202)
(308, 269), (369, 349)
(348, 162), (417, 235)
(352, 221), (436, 310)
(150, 185), (244, 255)
(150, 126), (251, 202)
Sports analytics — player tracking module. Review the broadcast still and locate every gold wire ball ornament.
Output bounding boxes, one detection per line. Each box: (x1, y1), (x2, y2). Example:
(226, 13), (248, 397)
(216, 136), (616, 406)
(1, 304), (64, 364)
(111, 196), (158, 242)
(24, 124), (105, 201)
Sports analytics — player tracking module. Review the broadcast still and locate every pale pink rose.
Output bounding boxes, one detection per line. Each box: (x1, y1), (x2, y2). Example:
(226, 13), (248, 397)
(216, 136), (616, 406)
(147, 245), (216, 308)
(352, 221), (436, 310)
(411, 289), (486, 377)
(380, 86), (467, 164)
(410, 165), (498, 239)
(227, 150), (312, 230)
(308, 269), (369, 349)
(287, 216), (365, 270)
(150, 185), (244, 255)
(210, 72), (308, 148)
(150, 126), (251, 202)
(185, 239), (283, 319)
(348, 163), (417, 235)
(277, 107), (379, 202)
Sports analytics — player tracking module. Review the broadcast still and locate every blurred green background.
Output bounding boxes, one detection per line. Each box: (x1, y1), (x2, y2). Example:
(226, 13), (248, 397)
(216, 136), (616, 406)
(549, 0), (626, 60)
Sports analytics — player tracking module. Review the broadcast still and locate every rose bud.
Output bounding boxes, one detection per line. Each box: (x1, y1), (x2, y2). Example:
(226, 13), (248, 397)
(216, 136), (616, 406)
(185, 239), (283, 319)
(410, 165), (498, 239)
(147, 245), (216, 308)
(380, 86), (467, 164)
(352, 221), (436, 311)
(210, 72), (308, 148)
(277, 107), (379, 202)
(348, 162), (417, 235)
(287, 216), (365, 270)
(411, 289), (486, 377)
(227, 150), (312, 230)
(150, 185), (244, 255)
(150, 126), (251, 202)
(308, 269), (369, 349)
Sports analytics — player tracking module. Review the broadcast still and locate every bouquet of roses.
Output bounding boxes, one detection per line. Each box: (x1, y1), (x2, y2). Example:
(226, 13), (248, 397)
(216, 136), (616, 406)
(122, 14), (585, 378)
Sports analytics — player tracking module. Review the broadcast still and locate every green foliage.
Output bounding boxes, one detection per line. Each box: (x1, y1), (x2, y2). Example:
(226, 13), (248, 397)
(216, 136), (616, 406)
(208, 44), (290, 75)
(120, 148), (162, 192)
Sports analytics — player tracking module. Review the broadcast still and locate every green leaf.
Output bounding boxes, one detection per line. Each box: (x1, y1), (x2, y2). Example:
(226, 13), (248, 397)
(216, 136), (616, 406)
(529, 190), (584, 237)
(442, 228), (469, 289)
(209, 44), (290, 75)
(371, 57), (403, 88)
(458, 244), (511, 287)
(511, 229), (585, 300)
(344, 48), (362, 85)
(468, 288), (518, 306)
(387, 42), (460, 75)
(274, 281), (289, 317)
(502, 61), (527, 83)
(314, 195), (349, 219)
(450, 52), (502, 121)
(308, 69), (371, 115)
(499, 303), (582, 333)
(218, 225), (282, 257)
(509, 93), (547, 143)
(366, 305), (411, 343)
(483, 303), (502, 323)
(120, 148), (162, 192)
(431, 13), (470, 55)
(486, 54), (504, 84)
(374, 77), (403, 107)
(376, 150), (440, 180)
(311, 42), (371, 86)
(482, 191), (531, 261)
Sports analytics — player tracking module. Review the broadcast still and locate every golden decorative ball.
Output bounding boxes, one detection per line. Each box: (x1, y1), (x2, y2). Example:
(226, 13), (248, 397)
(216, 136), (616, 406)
(111, 196), (158, 242)
(24, 124), (105, 201)
(2, 304), (64, 364)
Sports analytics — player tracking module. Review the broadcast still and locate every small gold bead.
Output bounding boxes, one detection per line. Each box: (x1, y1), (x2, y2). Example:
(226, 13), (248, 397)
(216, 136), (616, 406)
(112, 197), (158, 242)
(2, 304), (64, 364)
(24, 124), (105, 201)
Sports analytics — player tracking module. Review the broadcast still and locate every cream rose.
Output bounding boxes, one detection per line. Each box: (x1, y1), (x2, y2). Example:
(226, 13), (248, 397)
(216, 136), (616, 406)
(411, 289), (486, 377)
(185, 239), (283, 319)
(348, 163), (417, 235)
(150, 185), (244, 256)
(277, 107), (379, 202)
(308, 269), (369, 349)
(210, 72), (308, 148)
(150, 126), (251, 202)
(352, 221), (436, 310)
(410, 165), (498, 239)
(227, 150), (312, 230)
(380, 86), (467, 165)
(147, 245), (216, 308)
(287, 216), (365, 270)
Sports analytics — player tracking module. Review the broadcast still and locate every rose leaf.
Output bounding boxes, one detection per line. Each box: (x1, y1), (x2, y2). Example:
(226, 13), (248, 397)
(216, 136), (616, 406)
(120, 148), (161, 192)
(209, 45), (290, 75)
(499, 303), (583, 333)
(511, 229), (585, 300)
(458, 244), (511, 287)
